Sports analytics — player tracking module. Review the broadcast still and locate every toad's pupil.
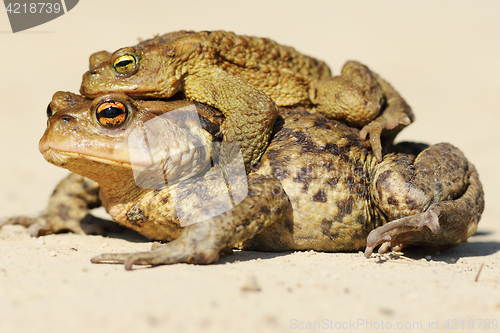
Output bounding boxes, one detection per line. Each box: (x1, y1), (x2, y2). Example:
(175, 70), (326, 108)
(98, 106), (125, 119)
(116, 59), (133, 68)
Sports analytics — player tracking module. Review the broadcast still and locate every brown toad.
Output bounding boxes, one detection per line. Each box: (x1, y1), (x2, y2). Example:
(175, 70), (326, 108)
(80, 30), (414, 165)
(2, 92), (482, 269)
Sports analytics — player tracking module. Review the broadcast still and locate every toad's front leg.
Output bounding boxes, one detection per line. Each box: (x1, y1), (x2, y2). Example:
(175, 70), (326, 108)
(91, 174), (290, 269)
(183, 68), (278, 170)
(0, 173), (101, 236)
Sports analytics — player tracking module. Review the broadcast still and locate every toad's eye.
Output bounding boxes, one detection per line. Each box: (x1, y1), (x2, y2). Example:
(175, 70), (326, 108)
(113, 54), (136, 75)
(46, 103), (53, 118)
(96, 101), (128, 128)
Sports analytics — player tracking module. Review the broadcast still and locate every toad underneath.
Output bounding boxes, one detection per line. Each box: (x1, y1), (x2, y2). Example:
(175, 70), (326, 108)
(1, 92), (483, 269)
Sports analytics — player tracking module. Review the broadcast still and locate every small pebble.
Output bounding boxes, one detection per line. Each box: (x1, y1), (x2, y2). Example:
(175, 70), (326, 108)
(36, 238), (45, 245)
(151, 241), (162, 250)
(50, 251), (57, 257)
(102, 242), (108, 248)
(450, 258), (456, 263)
(380, 308), (394, 316)
(240, 275), (261, 292)
(425, 255), (432, 261)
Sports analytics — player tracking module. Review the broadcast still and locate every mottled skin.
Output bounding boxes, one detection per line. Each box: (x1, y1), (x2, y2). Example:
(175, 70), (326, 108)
(2, 92), (482, 269)
(80, 30), (414, 165)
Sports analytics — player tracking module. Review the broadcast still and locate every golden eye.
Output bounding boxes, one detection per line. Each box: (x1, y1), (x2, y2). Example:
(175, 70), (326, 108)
(113, 54), (136, 75)
(96, 101), (128, 127)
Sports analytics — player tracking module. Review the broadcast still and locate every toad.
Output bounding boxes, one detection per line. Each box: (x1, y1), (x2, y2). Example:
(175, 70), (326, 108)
(80, 30), (414, 166)
(1, 92), (482, 269)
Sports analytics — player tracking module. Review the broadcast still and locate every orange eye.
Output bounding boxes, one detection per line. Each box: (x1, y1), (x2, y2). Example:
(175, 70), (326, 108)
(96, 101), (128, 127)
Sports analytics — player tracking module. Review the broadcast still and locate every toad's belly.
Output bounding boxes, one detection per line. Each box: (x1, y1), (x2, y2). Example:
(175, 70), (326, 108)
(239, 177), (375, 252)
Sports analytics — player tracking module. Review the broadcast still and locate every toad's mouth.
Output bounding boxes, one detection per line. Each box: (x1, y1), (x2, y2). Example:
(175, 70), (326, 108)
(80, 72), (159, 99)
(41, 148), (142, 170)
(39, 135), (161, 171)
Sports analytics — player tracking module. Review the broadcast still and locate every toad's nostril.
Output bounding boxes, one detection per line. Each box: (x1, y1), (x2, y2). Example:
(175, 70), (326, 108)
(61, 115), (72, 122)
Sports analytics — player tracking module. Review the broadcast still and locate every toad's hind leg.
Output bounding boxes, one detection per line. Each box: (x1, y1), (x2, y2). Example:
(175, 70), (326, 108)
(365, 143), (484, 257)
(311, 61), (413, 162)
(359, 74), (414, 162)
(310, 61), (384, 127)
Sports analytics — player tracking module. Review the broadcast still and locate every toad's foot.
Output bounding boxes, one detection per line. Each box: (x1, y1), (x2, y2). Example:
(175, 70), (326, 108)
(366, 144), (484, 257)
(359, 72), (414, 162)
(359, 102), (412, 162)
(91, 241), (222, 270)
(311, 61), (413, 161)
(92, 236), (236, 270)
(0, 215), (84, 237)
(364, 205), (440, 257)
(91, 174), (291, 270)
(0, 173), (102, 237)
(0, 215), (108, 237)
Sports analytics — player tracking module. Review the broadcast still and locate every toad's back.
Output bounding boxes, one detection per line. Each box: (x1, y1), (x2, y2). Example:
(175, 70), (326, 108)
(140, 30), (331, 78)
(246, 108), (379, 252)
(138, 30), (332, 105)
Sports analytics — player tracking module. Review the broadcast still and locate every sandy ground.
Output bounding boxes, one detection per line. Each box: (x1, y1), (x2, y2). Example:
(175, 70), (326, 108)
(1, 1), (499, 332)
